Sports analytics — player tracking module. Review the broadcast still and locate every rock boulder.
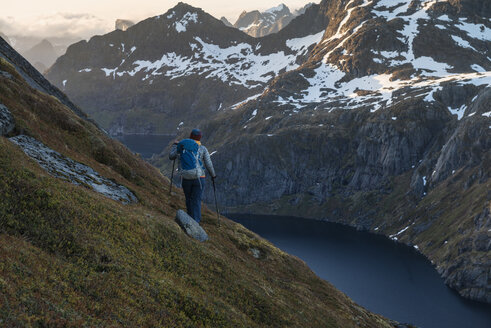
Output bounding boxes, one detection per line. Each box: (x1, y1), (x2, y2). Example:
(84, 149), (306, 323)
(175, 209), (209, 242)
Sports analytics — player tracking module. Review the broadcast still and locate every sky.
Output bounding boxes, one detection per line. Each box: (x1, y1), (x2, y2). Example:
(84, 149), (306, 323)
(0, 0), (315, 39)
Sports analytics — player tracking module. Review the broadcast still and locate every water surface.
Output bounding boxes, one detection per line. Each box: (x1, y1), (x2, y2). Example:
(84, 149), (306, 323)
(114, 134), (174, 158)
(229, 214), (491, 328)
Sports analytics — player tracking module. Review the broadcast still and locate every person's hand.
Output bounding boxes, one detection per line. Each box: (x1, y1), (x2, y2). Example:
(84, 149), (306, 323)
(173, 139), (179, 145)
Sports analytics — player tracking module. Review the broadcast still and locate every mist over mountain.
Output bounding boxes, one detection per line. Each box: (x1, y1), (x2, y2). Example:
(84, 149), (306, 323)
(23, 39), (58, 73)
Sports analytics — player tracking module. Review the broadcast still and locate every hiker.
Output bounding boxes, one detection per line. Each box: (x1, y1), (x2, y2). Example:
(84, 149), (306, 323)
(169, 129), (216, 223)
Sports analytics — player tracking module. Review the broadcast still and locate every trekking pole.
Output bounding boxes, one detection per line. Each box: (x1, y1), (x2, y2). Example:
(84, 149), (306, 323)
(169, 159), (176, 195)
(212, 178), (220, 226)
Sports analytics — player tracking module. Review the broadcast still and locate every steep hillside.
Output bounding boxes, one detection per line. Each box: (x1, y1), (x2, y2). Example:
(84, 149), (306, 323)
(152, 0), (491, 303)
(0, 36), (398, 327)
(45, 2), (328, 136)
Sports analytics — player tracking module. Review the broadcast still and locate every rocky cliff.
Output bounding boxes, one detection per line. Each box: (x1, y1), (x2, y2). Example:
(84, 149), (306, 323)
(234, 4), (295, 37)
(232, 3), (316, 38)
(153, 0), (491, 303)
(0, 33), (398, 327)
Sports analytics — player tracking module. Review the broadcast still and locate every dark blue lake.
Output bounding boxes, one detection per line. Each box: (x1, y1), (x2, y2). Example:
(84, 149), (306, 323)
(114, 134), (174, 158)
(229, 214), (491, 328)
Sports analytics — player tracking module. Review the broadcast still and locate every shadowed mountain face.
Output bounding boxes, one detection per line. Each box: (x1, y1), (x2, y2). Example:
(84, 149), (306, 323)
(0, 34), (398, 328)
(46, 2), (328, 136)
(151, 0), (491, 304)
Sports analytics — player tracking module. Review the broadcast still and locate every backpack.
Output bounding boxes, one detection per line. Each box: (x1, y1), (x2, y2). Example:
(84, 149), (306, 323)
(177, 139), (204, 180)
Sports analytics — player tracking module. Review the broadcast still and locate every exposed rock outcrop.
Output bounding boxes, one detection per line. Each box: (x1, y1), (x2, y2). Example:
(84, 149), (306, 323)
(115, 19), (135, 31)
(9, 135), (137, 203)
(0, 104), (14, 136)
(175, 209), (209, 242)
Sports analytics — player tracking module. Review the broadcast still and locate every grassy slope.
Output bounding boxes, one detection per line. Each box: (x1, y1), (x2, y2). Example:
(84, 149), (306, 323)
(0, 59), (395, 326)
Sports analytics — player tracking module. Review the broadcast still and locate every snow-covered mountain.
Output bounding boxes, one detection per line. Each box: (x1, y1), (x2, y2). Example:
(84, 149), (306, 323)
(259, 0), (490, 115)
(46, 2), (328, 135)
(234, 3), (314, 37)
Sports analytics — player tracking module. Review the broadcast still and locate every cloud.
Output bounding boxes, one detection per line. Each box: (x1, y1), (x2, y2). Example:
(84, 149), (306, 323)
(0, 12), (112, 39)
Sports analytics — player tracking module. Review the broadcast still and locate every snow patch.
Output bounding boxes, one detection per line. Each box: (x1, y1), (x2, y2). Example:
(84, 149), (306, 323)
(448, 104), (467, 120)
(451, 35), (478, 52)
(286, 31), (324, 55)
(174, 12), (198, 33)
(232, 94), (262, 109)
(471, 64), (485, 72)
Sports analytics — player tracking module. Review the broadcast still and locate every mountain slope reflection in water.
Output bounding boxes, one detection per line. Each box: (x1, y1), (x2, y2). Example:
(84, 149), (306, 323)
(229, 215), (491, 328)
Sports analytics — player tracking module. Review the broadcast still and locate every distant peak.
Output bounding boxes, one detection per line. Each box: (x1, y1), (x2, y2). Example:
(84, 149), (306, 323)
(173, 2), (198, 11)
(265, 3), (288, 14)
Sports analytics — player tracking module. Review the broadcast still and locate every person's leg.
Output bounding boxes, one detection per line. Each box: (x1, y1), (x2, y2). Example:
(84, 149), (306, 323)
(181, 179), (193, 216)
(190, 178), (205, 223)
